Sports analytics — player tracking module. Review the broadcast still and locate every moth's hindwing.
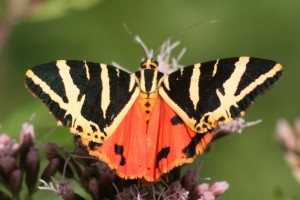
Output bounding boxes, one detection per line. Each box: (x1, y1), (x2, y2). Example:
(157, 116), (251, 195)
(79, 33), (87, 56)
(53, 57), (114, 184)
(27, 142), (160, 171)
(25, 60), (139, 143)
(159, 56), (283, 133)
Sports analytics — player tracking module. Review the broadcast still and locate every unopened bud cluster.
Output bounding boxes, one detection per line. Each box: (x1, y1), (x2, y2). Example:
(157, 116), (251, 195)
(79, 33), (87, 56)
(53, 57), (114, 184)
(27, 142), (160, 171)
(0, 123), (39, 199)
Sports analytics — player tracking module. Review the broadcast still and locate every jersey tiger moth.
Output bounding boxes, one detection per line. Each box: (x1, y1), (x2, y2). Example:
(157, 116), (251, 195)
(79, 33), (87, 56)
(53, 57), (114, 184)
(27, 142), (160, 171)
(25, 42), (282, 182)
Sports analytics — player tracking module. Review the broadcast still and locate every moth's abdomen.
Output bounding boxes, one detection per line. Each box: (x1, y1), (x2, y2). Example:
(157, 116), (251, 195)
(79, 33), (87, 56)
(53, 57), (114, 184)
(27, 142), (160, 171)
(138, 92), (159, 124)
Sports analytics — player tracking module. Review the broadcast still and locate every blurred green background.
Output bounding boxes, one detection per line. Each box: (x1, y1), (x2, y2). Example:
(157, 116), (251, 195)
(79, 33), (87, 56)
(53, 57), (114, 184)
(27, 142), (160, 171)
(0, 0), (299, 199)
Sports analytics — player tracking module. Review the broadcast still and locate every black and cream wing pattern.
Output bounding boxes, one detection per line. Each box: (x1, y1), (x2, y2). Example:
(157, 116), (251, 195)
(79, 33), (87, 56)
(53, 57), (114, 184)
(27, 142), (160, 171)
(159, 57), (283, 133)
(25, 60), (140, 143)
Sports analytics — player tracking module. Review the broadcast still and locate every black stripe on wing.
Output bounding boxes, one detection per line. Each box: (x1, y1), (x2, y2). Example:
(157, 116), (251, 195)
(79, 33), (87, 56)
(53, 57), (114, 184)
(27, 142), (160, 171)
(25, 60), (139, 142)
(159, 57), (282, 133)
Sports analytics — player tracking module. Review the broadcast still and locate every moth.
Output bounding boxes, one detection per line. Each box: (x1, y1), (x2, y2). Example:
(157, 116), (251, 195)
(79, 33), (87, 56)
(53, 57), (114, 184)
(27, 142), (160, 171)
(25, 51), (282, 182)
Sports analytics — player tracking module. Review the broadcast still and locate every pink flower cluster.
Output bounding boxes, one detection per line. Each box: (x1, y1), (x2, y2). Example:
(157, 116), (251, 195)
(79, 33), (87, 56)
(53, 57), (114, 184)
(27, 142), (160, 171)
(0, 123), (39, 199)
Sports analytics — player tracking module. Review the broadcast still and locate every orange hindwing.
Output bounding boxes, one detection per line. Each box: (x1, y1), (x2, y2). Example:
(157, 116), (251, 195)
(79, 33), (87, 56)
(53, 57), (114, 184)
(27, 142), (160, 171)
(81, 96), (212, 181)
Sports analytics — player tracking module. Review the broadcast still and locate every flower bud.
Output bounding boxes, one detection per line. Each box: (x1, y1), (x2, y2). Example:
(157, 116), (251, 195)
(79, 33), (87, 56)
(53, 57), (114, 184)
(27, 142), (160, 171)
(19, 123), (35, 169)
(9, 169), (23, 197)
(41, 157), (60, 182)
(181, 167), (199, 191)
(119, 187), (134, 199)
(0, 156), (17, 182)
(201, 192), (215, 200)
(284, 151), (300, 168)
(24, 147), (40, 194)
(11, 142), (20, 155)
(0, 134), (11, 146)
(44, 142), (74, 179)
(294, 118), (300, 136)
(165, 181), (189, 199)
(209, 181), (229, 197)
(96, 161), (116, 196)
(192, 183), (212, 200)
(44, 142), (59, 160)
(19, 123), (35, 148)
(97, 161), (116, 182)
(192, 181), (229, 200)
(0, 134), (19, 157)
(57, 181), (85, 200)
(292, 168), (300, 183)
(276, 119), (296, 150)
(89, 178), (101, 200)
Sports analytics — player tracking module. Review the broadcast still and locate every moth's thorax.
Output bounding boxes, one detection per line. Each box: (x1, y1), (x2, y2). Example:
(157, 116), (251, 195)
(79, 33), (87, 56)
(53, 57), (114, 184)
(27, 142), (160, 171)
(139, 91), (158, 124)
(134, 68), (164, 94)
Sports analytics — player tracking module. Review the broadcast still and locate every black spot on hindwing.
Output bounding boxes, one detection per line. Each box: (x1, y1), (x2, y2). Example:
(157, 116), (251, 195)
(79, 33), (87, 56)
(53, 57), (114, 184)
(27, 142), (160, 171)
(114, 144), (123, 154)
(156, 147), (170, 168)
(114, 144), (126, 166)
(171, 115), (184, 125)
(182, 133), (206, 158)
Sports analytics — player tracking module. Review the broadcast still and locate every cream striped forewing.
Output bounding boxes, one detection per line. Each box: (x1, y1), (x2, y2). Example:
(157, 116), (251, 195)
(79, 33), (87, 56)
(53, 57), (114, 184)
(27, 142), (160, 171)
(159, 57), (282, 133)
(25, 60), (139, 144)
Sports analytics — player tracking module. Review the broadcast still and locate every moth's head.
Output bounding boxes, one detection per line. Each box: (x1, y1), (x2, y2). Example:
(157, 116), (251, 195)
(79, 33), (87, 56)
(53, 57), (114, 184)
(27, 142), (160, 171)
(140, 59), (159, 71)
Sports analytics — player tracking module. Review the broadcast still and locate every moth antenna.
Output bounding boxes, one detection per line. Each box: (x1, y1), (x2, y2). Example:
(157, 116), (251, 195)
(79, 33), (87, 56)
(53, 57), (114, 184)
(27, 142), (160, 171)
(154, 19), (217, 59)
(169, 19), (218, 40)
(123, 23), (153, 59)
(122, 23), (133, 37)
(122, 24), (154, 59)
